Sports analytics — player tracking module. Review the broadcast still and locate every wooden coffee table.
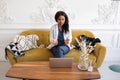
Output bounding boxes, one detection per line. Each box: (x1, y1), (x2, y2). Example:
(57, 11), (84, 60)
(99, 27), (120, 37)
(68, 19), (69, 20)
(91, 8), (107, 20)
(6, 61), (100, 80)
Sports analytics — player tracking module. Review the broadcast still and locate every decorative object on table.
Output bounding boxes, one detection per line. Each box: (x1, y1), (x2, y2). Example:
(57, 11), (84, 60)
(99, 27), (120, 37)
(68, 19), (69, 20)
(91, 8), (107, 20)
(88, 60), (93, 72)
(75, 35), (101, 71)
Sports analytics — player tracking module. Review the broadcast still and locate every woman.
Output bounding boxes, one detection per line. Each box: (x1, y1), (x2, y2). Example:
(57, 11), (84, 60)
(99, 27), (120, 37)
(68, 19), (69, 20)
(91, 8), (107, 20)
(47, 11), (72, 58)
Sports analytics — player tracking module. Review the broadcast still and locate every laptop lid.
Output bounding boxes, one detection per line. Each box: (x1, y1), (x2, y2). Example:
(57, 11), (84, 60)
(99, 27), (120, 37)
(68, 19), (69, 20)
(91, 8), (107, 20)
(49, 58), (73, 68)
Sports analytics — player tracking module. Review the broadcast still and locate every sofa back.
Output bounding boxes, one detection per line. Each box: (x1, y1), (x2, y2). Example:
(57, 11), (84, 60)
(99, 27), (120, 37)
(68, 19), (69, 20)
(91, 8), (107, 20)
(20, 29), (95, 47)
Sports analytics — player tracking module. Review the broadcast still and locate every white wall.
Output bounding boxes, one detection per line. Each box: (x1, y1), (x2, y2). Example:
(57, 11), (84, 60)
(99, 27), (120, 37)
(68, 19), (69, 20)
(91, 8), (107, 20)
(0, 0), (120, 61)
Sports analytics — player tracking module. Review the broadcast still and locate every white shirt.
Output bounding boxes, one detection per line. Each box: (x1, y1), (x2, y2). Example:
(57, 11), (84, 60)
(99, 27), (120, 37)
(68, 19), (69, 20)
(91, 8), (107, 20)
(47, 24), (72, 49)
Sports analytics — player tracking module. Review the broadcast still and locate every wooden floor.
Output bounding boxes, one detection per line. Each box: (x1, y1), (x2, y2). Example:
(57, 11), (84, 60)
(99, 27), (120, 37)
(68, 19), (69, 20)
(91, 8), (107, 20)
(0, 61), (120, 80)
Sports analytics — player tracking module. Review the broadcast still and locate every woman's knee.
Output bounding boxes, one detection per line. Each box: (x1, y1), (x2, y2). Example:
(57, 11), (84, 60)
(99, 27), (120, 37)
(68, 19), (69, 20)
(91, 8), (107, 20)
(59, 46), (70, 54)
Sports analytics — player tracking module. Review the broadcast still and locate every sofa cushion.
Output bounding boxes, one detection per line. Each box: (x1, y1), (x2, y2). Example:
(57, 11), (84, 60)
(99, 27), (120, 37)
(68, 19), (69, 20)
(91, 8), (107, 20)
(17, 48), (54, 62)
(16, 48), (96, 64)
(64, 49), (96, 64)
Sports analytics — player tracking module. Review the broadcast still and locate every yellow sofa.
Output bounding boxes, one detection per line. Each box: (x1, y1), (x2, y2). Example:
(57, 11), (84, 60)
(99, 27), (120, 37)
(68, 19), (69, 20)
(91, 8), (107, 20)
(6, 29), (106, 68)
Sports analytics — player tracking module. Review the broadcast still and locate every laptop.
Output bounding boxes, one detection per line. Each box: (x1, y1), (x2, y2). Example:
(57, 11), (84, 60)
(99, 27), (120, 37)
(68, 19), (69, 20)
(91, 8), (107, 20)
(49, 58), (73, 68)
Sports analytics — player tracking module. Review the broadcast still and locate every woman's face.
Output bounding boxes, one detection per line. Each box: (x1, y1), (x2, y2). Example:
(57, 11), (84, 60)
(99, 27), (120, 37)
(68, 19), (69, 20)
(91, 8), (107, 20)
(57, 15), (65, 27)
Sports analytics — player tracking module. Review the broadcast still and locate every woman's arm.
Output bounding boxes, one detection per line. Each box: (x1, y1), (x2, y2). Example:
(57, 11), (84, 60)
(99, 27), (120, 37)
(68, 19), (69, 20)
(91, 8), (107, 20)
(64, 28), (72, 45)
(69, 28), (72, 43)
(50, 27), (54, 43)
(50, 25), (58, 46)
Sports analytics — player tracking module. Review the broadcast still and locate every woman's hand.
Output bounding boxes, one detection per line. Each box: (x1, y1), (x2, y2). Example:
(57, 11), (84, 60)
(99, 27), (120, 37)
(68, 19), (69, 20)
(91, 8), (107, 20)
(65, 38), (70, 45)
(53, 39), (58, 46)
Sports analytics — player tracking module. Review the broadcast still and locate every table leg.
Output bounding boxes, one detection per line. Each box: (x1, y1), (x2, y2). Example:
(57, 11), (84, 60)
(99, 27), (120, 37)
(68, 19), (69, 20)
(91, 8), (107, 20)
(22, 79), (29, 80)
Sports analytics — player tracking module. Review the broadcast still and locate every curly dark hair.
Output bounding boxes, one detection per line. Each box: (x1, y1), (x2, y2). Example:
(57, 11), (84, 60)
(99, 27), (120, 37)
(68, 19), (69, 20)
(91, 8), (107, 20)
(55, 11), (69, 33)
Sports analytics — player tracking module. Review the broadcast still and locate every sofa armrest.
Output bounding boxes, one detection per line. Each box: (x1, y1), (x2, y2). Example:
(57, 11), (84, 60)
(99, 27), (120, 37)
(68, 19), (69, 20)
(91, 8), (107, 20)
(93, 43), (106, 68)
(5, 49), (17, 65)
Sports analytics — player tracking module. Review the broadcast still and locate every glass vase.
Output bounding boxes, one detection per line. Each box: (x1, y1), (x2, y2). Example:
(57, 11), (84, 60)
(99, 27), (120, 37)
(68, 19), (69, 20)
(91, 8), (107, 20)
(78, 52), (89, 70)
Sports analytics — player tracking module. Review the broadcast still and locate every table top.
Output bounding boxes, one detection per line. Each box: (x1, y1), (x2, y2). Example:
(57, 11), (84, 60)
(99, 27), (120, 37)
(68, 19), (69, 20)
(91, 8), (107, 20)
(6, 61), (100, 80)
